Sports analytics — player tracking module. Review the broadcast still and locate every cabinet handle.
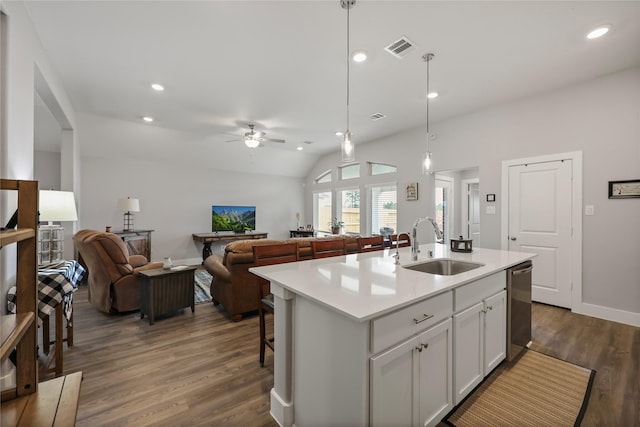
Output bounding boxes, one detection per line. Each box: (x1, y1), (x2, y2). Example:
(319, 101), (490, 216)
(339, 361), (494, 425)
(415, 343), (429, 352)
(413, 313), (434, 324)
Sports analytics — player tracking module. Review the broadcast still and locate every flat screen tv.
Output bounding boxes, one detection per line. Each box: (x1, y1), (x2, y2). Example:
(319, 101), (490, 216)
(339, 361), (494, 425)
(212, 205), (256, 232)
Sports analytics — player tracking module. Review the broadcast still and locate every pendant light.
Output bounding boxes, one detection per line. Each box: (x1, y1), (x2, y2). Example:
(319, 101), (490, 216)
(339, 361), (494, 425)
(341, 0), (356, 162)
(422, 53), (435, 174)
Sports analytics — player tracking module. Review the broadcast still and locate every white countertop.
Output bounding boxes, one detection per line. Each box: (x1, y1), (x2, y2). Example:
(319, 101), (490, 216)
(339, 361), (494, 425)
(250, 244), (536, 322)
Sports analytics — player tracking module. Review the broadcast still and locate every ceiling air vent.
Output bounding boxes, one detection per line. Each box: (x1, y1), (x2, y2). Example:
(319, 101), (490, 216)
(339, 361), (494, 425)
(368, 113), (386, 121)
(384, 36), (416, 59)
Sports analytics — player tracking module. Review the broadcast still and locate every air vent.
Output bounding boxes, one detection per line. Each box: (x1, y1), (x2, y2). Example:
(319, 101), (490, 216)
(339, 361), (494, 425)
(303, 140), (314, 145)
(384, 36), (416, 59)
(368, 113), (386, 121)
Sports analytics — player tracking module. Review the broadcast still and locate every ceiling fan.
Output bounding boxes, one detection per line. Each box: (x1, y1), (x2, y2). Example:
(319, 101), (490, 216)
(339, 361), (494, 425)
(226, 124), (285, 148)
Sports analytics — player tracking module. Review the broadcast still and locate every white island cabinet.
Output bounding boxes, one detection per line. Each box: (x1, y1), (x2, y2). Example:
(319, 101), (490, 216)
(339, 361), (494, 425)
(251, 244), (535, 427)
(453, 272), (507, 404)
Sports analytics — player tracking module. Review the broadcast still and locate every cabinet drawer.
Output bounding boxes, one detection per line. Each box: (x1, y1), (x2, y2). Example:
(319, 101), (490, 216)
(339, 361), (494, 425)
(454, 271), (505, 312)
(371, 291), (452, 354)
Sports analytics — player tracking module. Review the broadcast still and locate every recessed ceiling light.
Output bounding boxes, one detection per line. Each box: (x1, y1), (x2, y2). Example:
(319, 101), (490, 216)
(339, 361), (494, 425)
(143, 116), (154, 122)
(427, 92), (439, 99)
(151, 83), (165, 91)
(297, 146), (304, 151)
(586, 26), (610, 39)
(352, 51), (367, 63)
(335, 131), (344, 136)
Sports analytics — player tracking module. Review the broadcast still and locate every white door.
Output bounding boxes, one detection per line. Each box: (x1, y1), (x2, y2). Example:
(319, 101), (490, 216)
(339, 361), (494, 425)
(370, 337), (417, 427)
(483, 290), (506, 374)
(508, 160), (572, 308)
(418, 318), (453, 427)
(435, 176), (453, 243)
(467, 182), (481, 242)
(453, 302), (484, 404)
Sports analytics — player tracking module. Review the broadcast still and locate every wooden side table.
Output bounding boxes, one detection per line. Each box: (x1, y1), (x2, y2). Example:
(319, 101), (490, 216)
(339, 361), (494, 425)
(139, 266), (197, 325)
(290, 229), (315, 238)
(192, 231), (268, 262)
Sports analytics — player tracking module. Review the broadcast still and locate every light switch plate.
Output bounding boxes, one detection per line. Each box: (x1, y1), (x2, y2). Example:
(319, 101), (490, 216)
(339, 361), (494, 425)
(486, 206), (496, 215)
(585, 205), (595, 216)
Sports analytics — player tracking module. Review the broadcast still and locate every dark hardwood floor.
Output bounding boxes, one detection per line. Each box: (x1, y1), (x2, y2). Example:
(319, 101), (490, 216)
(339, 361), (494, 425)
(530, 303), (639, 427)
(59, 286), (639, 426)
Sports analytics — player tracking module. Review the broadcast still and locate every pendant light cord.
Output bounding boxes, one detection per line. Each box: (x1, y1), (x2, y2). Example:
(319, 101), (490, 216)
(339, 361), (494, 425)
(346, 4), (350, 131)
(422, 53), (434, 152)
(426, 55), (430, 152)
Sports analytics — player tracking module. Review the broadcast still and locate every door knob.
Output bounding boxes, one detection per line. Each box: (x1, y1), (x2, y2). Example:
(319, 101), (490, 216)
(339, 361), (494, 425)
(510, 236), (517, 241)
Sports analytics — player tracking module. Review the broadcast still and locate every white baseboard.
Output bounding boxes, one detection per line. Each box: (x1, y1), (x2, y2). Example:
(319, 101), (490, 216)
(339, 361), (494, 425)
(577, 303), (640, 327)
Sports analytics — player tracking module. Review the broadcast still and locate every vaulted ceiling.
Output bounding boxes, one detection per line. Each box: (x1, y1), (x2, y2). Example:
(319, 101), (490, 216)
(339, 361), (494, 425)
(27, 1), (640, 176)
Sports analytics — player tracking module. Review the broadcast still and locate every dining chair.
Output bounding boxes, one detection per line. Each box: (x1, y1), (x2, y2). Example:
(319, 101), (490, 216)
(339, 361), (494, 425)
(390, 233), (411, 248)
(252, 242), (299, 367)
(311, 239), (346, 259)
(357, 235), (385, 253)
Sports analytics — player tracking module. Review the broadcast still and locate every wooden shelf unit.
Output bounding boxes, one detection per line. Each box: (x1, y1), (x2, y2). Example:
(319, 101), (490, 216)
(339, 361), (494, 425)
(1, 179), (38, 400)
(1, 179), (82, 426)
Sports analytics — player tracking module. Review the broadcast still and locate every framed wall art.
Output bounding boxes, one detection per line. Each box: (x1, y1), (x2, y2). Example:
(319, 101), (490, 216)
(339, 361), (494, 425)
(406, 182), (418, 201)
(608, 179), (640, 199)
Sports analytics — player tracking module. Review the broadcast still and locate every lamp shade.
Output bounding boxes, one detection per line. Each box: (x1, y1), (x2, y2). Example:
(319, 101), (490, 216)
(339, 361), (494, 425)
(118, 197), (140, 213)
(39, 190), (78, 222)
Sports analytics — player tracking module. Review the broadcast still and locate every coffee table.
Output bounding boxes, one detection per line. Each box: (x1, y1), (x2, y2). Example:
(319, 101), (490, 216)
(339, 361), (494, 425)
(139, 266), (197, 325)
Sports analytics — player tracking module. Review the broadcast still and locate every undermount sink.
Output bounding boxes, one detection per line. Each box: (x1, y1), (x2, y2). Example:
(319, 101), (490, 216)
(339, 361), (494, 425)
(404, 258), (485, 276)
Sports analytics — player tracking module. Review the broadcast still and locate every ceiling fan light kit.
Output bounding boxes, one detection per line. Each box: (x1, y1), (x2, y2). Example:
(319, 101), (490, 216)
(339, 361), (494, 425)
(225, 124), (285, 148)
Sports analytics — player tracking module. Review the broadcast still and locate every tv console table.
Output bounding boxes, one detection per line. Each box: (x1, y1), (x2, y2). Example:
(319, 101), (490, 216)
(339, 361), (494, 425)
(192, 232), (268, 262)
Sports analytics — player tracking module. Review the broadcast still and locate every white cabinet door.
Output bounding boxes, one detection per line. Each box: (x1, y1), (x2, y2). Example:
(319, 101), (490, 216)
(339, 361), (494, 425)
(417, 318), (453, 427)
(453, 301), (484, 405)
(484, 290), (506, 373)
(370, 336), (418, 427)
(371, 319), (453, 427)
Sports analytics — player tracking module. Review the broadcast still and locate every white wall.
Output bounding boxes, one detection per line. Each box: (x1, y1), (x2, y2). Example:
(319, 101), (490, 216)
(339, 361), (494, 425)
(307, 67), (640, 325)
(77, 115), (305, 264)
(1, 1), (77, 311)
(34, 150), (60, 190)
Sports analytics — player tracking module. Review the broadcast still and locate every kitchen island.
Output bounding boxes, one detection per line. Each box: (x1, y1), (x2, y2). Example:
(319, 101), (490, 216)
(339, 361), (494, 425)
(251, 243), (535, 427)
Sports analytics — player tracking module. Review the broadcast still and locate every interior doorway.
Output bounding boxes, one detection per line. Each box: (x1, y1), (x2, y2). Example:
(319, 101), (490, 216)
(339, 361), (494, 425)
(461, 179), (480, 243)
(434, 175), (453, 243)
(434, 168), (479, 245)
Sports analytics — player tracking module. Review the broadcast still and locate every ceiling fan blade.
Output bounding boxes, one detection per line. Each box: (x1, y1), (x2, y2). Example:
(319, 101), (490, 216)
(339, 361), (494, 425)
(225, 138), (242, 143)
(263, 137), (285, 144)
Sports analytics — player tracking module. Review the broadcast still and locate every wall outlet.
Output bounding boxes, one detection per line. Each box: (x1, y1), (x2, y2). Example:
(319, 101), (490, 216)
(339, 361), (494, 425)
(585, 205), (595, 216)
(486, 206), (496, 215)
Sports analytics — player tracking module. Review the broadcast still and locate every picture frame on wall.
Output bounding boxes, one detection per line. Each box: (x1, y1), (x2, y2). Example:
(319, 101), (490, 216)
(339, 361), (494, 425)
(608, 179), (640, 199)
(406, 182), (418, 201)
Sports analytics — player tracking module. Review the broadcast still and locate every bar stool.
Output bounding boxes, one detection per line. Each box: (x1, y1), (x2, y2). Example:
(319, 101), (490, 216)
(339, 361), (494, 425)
(252, 242), (299, 366)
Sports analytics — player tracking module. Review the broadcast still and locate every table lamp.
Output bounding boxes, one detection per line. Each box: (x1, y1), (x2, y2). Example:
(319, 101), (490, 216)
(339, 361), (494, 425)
(38, 190), (79, 264)
(118, 197), (139, 231)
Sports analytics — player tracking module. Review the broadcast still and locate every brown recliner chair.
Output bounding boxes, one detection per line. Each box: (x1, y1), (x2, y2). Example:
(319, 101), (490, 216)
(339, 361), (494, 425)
(73, 229), (163, 313)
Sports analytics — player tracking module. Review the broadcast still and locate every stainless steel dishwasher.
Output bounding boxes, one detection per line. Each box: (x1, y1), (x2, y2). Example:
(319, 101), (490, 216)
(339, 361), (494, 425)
(506, 260), (533, 361)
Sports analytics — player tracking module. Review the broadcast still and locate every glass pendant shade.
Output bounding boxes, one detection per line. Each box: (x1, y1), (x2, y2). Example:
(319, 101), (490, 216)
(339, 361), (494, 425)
(244, 138), (260, 148)
(422, 151), (433, 174)
(342, 131), (355, 162)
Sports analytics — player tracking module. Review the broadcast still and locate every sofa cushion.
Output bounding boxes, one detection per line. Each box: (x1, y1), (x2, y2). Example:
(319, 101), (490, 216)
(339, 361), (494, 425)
(224, 239), (287, 266)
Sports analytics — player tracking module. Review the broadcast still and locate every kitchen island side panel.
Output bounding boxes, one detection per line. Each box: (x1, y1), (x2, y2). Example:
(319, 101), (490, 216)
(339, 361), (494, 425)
(292, 296), (370, 426)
